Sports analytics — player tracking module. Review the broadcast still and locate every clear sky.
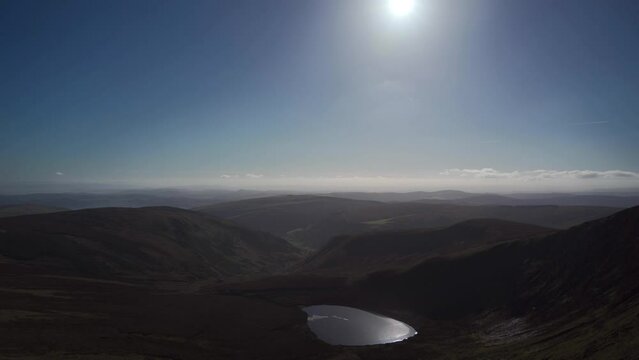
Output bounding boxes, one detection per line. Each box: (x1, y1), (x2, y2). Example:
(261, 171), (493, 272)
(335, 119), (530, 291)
(1, 0), (638, 192)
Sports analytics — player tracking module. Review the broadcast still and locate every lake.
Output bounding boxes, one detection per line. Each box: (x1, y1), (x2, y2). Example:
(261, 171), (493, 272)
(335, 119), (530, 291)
(303, 305), (417, 346)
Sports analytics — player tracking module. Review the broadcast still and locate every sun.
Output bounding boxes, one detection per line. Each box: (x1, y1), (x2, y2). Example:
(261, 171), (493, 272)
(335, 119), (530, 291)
(388, 0), (416, 17)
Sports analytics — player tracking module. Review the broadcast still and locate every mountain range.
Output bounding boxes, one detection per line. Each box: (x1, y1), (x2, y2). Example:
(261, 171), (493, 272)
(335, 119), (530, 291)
(0, 193), (638, 359)
(328, 190), (639, 207)
(198, 194), (620, 249)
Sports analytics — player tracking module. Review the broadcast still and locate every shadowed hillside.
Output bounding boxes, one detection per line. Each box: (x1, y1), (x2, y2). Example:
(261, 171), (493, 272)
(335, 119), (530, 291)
(0, 204), (68, 218)
(328, 191), (639, 208)
(198, 195), (620, 250)
(356, 206), (639, 321)
(208, 207), (639, 359)
(196, 195), (381, 249)
(0, 207), (301, 280)
(0, 189), (279, 210)
(302, 219), (554, 276)
(326, 190), (474, 202)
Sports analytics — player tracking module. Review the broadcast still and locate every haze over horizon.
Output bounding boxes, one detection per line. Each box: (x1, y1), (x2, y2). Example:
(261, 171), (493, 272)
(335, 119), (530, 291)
(2, 0), (639, 193)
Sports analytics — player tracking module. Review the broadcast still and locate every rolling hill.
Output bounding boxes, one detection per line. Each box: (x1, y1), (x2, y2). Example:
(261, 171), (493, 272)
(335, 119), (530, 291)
(0, 207), (301, 280)
(195, 195), (381, 249)
(414, 193), (639, 208)
(301, 219), (554, 276)
(325, 190), (474, 202)
(0, 189), (279, 210)
(354, 206), (639, 326)
(0, 204), (68, 218)
(328, 191), (639, 208)
(209, 206), (639, 359)
(198, 195), (620, 250)
(344, 203), (621, 230)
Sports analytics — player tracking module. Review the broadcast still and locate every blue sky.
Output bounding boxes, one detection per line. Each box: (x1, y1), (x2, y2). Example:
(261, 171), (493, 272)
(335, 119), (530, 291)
(1, 0), (638, 192)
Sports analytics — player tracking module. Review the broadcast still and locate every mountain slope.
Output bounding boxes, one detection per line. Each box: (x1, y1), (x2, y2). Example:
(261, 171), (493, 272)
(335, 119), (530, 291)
(357, 206), (639, 321)
(329, 191), (639, 208)
(302, 219), (553, 275)
(0, 207), (301, 280)
(196, 195), (381, 249)
(325, 190), (473, 202)
(208, 207), (639, 359)
(345, 203), (620, 231)
(197, 196), (619, 250)
(0, 189), (279, 210)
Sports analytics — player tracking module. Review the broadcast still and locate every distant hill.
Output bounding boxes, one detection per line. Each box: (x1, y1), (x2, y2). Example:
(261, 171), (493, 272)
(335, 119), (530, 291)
(325, 190), (473, 202)
(199, 195), (620, 250)
(446, 194), (522, 206)
(0, 207), (301, 280)
(0, 204), (68, 218)
(345, 203), (620, 230)
(416, 193), (639, 208)
(195, 195), (381, 249)
(0, 189), (279, 210)
(512, 194), (639, 207)
(4, 189), (637, 211)
(302, 219), (553, 276)
(327, 191), (639, 208)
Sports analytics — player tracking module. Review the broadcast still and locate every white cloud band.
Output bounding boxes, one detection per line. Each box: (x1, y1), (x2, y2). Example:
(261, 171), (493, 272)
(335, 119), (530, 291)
(440, 168), (639, 180)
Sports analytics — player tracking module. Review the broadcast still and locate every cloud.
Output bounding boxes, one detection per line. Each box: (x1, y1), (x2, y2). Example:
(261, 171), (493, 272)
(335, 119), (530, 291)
(440, 168), (639, 181)
(220, 173), (264, 179)
(56, 172), (64, 176)
(608, 171), (638, 178)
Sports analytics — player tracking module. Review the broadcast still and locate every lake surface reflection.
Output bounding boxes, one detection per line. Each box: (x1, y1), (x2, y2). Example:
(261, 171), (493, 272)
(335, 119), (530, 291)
(303, 305), (417, 346)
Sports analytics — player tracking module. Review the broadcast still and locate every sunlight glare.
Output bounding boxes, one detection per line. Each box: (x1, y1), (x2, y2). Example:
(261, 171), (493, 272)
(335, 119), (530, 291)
(388, 0), (416, 17)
